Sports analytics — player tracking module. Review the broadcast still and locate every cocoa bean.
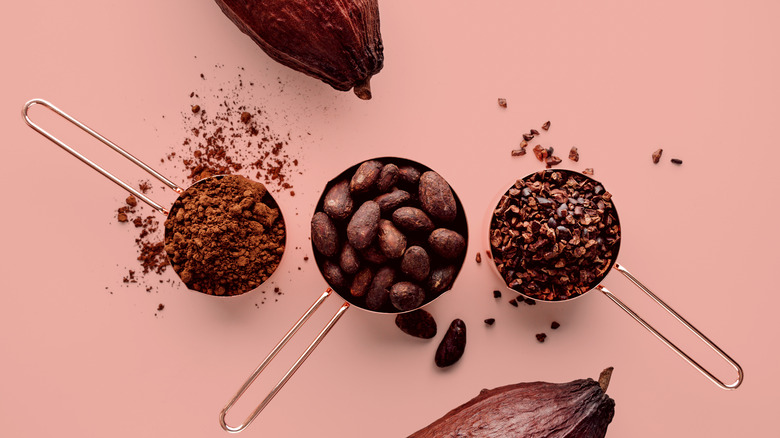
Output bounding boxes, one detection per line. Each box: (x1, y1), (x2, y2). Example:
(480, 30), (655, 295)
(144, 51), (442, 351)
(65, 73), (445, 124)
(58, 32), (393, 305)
(376, 163), (399, 193)
(311, 212), (339, 257)
(365, 266), (395, 311)
(346, 200), (380, 249)
(427, 265), (457, 293)
(435, 319), (466, 367)
(401, 245), (430, 282)
(375, 188), (410, 213)
(395, 309), (437, 339)
(397, 165), (421, 185)
(350, 267), (374, 297)
(350, 160), (383, 194)
(418, 171), (457, 222)
(389, 281), (426, 311)
(377, 219), (407, 259)
(321, 260), (346, 289)
(339, 242), (361, 274)
(428, 228), (466, 259)
(392, 206), (435, 233)
(322, 179), (353, 220)
(360, 242), (388, 265)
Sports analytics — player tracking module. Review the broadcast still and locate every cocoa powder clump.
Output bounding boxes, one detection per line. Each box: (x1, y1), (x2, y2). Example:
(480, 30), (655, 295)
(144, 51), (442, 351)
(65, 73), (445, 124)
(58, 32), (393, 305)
(164, 174), (285, 296)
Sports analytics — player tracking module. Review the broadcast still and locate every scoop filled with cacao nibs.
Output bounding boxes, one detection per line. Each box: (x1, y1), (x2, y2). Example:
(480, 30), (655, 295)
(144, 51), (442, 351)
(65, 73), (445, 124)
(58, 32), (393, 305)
(488, 169), (743, 390)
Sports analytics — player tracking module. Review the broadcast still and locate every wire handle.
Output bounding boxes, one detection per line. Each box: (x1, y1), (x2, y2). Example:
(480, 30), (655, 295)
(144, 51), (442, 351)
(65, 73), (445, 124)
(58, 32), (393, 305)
(596, 263), (743, 390)
(220, 289), (350, 433)
(22, 99), (183, 215)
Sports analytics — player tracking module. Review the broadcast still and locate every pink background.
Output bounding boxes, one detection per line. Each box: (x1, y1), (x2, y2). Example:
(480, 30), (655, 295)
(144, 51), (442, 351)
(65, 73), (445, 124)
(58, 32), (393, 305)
(1, 1), (778, 436)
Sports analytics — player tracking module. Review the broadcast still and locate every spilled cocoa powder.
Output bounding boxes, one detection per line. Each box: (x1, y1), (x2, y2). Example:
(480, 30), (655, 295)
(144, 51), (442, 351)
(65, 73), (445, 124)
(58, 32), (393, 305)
(164, 174), (285, 296)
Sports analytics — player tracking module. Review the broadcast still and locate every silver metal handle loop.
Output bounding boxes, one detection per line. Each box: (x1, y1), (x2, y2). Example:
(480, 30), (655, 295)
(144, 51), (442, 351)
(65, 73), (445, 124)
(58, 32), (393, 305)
(220, 289), (350, 433)
(596, 263), (743, 390)
(22, 99), (183, 215)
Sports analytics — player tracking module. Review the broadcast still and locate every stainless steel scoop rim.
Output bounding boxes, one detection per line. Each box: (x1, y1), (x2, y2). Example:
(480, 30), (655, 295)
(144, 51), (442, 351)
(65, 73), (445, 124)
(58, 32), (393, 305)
(488, 168), (743, 391)
(22, 98), (283, 297)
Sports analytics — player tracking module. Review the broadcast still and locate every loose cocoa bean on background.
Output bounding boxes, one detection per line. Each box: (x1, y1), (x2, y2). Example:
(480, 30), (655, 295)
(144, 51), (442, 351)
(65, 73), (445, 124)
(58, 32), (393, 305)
(395, 309), (437, 339)
(435, 319), (466, 367)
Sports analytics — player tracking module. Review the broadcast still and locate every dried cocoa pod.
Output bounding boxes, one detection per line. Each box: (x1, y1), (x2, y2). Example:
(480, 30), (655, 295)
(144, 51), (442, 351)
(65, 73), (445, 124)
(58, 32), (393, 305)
(389, 281), (426, 311)
(434, 319), (466, 367)
(350, 160), (383, 194)
(419, 171), (458, 222)
(408, 368), (616, 438)
(375, 188), (411, 213)
(376, 163), (399, 193)
(395, 309), (437, 339)
(427, 265), (457, 293)
(350, 267), (374, 297)
(213, 0), (383, 99)
(377, 219), (407, 259)
(339, 242), (361, 274)
(400, 246), (430, 282)
(321, 260), (346, 290)
(323, 179), (353, 220)
(311, 212), (339, 257)
(392, 206), (435, 234)
(365, 266), (395, 311)
(347, 200), (380, 250)
(428, 228), (466, 259)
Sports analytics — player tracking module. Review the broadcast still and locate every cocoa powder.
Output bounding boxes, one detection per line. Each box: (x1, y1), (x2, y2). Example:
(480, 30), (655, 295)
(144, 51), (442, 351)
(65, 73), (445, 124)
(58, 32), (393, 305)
(164, 174), (285, 296)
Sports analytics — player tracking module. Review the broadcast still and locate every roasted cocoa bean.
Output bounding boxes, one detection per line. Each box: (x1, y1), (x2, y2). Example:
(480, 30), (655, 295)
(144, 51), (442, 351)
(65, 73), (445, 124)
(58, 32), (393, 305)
(321, 260), (346, 289)
(375, 188), (411, 213)
(435, 319), (466, 367)
(346, 200), (380, 249)
(428, 228), (466, 259)
(389, 281), (426, 311)
(418, 171), (457, 222)
(395, 309), (437, 339)
(377, 219), (407, 259)
(397, 165), (421, 185)
(339, 242), (361, 274)
(360, 242), (388, 265)
(376, 163), (399, 193)
(350, 267), (374, 297)
(391, 206), (435, 233)
(365, 266), (395, 311)
(311, 212), (339, 257)
(427, 265), (457, 293)
(401, 245), (430, 282)
(350, 160), (383, 194)
(323, 179), (354, 220)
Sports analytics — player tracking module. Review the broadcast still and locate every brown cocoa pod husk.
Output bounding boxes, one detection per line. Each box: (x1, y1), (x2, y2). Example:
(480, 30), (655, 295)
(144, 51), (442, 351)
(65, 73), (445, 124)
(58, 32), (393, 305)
(434, 319), (466, 367)
(365, 266), (395, 311)
(395, 309), (437, 339)
(392, 206), (435, 234)
(323, 179), (354, 220)
(346, 200), (380, 250)
(427, 265), (457, 294)
(311, 212), (339, 257)
(428, 228), (466, 259)
(377, 219), (407, 259)
(213, 0), (383, 99)
(350, 267), (374, 297)
(389, 281), (426, 311)
(408, 368), (616, 438)
(400, 245), (431, 282)
(321, 260), (346, 290)
(350, 160), (383, 194)
(375, 188), (411, 213)
(418, 171), (458, 222)
(339, 241), (361, 274)
(376, 163), (399, 193)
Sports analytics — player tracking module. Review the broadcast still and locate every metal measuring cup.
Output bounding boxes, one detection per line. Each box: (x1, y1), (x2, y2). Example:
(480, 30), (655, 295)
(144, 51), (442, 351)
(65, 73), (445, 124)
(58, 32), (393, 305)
(219, 157), (469, 432)
(487, 169), (743, 389)
(22, 99), (286, 296)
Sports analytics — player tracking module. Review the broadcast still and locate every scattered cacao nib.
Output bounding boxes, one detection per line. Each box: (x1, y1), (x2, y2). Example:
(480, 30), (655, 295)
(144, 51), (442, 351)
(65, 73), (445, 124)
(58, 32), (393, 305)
(523, 133), (535, 142)
(551, 321), (560, 329)
(493, 290), (502, 298)
(395, 309), (437, 339)
(475, 252), (482, 264)
(484, 318), (495, 326)
(435, 319), (466, 368)
(545, 155), (562, 168)
(533, 144), (547, 161)
(530, 129), (540, 136)
(157, 303), (165, 311)
(671, 158), (683, 165)
(536, 333), (547, 343)
(652, 148), (663, 164)
(485, 250), (492, 259)
(191, 105), (200, 114)
(498, 98), (508, 108)
(583, 168), (594, 175)
(542, 120), (551, 131)
(511, 147), (527, 157)
(569, 147), (579, 162)
(509, 298), (518, 307)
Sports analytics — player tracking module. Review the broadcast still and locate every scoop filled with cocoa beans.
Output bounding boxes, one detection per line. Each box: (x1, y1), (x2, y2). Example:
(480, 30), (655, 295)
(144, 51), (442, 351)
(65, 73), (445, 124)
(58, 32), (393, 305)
(220, 157), (468, 432)
(488, 169), (743, 390)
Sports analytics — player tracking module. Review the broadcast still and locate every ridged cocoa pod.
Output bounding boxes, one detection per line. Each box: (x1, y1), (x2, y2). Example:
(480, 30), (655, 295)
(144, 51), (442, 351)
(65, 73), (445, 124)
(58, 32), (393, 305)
(214, 0), (383, 99)
(408, 368), (616, 438)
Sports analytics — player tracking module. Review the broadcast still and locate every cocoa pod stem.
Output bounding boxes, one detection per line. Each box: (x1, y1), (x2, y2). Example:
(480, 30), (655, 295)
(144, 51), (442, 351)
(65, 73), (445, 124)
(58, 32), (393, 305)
(353, 77), (372, 100)
(598, 366), (614, 393)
